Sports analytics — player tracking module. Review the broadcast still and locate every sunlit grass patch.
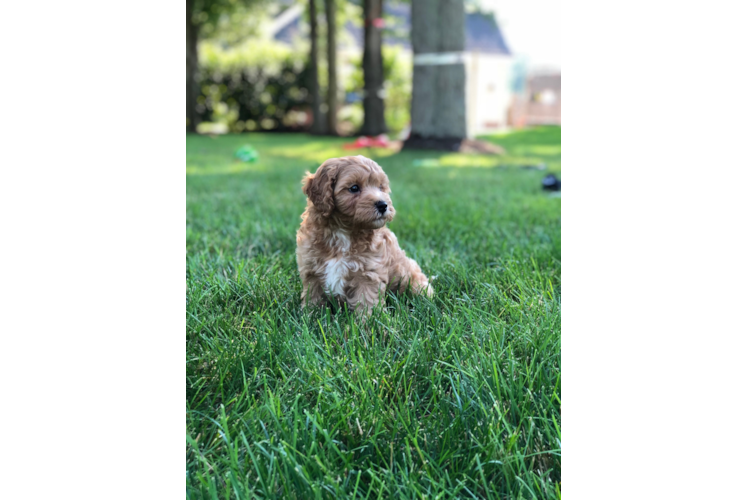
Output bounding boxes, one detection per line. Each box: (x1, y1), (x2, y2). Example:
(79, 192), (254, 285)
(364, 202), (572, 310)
(186, 126), (561, 499)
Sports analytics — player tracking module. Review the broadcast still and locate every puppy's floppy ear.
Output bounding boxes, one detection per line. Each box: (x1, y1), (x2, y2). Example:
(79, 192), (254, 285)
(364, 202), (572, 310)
(302, 159), (339, 217)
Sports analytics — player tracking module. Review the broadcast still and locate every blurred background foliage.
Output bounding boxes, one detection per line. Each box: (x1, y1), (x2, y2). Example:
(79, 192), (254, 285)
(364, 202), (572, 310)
(197, 39), (312, 134)
(342, 45), (412, 136)
(192, 0), (413, 135)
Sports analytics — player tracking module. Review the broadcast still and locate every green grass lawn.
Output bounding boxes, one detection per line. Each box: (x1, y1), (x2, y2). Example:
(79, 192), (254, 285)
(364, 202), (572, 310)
(187, 127), (561, 499)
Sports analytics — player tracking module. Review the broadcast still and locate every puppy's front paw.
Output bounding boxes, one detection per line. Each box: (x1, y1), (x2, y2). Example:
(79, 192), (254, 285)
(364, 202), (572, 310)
(411, 276), (433, 298)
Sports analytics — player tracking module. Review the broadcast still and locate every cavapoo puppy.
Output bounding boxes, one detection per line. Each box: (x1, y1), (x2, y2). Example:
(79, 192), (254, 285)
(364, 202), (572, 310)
(296, 155), (433, 315)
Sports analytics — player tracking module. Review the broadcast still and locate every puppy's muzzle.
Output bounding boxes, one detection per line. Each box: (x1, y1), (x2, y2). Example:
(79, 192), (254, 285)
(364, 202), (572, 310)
(375, 201), (388, 214)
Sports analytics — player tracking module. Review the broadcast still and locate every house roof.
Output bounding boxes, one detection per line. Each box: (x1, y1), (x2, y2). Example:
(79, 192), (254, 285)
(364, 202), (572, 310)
(464, 12), (511, 55)
(273, 10), (302, 45)
(273, 4), (511, 56)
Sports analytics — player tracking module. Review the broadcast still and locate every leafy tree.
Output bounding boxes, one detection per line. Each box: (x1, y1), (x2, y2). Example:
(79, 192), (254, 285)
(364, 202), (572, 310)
(308, 0), (327, 134)
(187, 0), (266, 133)
(324, 0), (338, 135)
(360, 0), (386, 135)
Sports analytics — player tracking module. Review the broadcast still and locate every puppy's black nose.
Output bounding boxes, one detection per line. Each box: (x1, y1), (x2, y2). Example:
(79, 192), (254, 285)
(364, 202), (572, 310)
(375, 201), (388, 214)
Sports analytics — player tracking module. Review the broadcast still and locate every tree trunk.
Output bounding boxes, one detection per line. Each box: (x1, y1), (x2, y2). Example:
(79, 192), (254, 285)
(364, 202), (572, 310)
(308, 0), (327, 134)
(404, 0), (466, 150)
(324, 0), (338, 136)
(360, 0), (386, 136)
(186, 0), (199, 134)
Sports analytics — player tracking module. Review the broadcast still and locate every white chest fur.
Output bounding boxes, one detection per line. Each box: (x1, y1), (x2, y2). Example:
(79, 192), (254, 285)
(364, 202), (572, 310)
(324, 257), (352, 297)
(323, 231), (355, 297)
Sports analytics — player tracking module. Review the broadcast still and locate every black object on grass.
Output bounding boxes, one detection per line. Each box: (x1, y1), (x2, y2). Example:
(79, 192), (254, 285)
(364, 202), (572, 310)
(542, 174), (561, 191)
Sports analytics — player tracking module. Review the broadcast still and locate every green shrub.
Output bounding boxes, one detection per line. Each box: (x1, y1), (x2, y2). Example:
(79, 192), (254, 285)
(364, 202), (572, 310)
(196, 39), (312, 133)
(383, 45), (412, 135)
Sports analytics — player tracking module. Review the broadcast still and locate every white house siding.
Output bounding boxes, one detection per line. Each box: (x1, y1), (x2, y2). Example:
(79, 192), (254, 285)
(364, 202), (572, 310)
(465, 53), (513, 137)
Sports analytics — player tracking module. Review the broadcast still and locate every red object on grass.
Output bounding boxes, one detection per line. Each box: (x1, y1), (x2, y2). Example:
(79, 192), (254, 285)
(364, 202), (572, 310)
(561, 349), (577, 481)
(343, 135), (390, 150)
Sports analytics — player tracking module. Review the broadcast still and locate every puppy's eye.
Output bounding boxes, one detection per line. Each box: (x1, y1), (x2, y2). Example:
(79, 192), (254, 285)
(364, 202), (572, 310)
(349, 185), (360, 193)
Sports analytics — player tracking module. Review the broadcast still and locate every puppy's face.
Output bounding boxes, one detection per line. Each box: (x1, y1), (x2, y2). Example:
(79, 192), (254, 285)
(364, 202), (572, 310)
(303, 156), (395, 229)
